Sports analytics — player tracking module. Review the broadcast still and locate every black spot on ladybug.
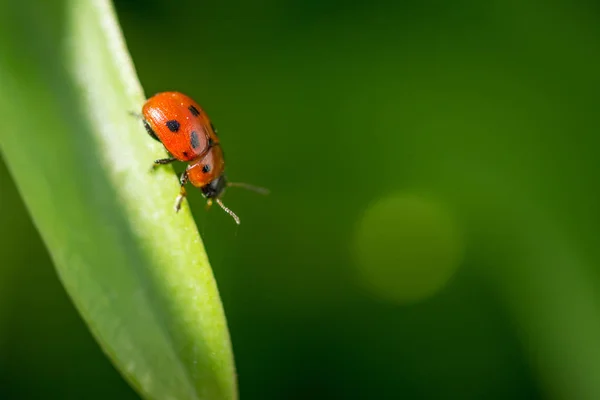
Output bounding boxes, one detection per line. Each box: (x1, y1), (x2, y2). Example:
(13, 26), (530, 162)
(166, 120), (180, 132)
(190, 130), (201, 150)
(202, 164), (211, 173)
(210, 122), (218, 135)
(182, 151), (189, 158)
(188, 105), (200, 117)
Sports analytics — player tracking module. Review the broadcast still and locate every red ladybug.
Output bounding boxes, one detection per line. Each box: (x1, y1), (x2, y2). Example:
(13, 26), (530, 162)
(139, 91), (267, 224)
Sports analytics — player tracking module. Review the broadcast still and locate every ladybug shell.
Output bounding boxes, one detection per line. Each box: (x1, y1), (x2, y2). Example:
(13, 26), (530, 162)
(142, 92), (219, 162)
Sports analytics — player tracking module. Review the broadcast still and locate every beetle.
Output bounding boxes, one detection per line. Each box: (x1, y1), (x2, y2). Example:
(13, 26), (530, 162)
(137, 91), (267, 224)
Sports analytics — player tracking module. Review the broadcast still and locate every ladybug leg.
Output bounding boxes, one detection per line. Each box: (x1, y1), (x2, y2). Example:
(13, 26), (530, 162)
(129, 111), (160, 142)
(174, 171), (189, 213)
(143, 120), (160, 142)
(155, 157), (176, 164)
(152, 157), (177, 168)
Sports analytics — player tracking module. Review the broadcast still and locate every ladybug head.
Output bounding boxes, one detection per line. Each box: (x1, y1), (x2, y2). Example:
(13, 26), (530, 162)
(202, 175), (241, 225)
(203, 176), (270, 225)
(201, 175), (227, 199)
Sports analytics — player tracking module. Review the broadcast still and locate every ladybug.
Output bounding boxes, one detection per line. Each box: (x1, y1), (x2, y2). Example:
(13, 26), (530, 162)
(138, 91), (267, 224)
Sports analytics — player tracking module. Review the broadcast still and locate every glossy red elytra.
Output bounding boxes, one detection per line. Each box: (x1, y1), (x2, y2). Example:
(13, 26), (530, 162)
(138, 91), (267, 224)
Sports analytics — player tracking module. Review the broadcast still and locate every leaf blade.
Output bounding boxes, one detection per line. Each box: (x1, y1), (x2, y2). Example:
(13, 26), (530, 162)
(0, 1), (237, 399)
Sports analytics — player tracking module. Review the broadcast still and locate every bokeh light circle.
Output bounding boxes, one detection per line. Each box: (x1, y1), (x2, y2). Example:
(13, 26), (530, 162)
(354, 193), (464, 304)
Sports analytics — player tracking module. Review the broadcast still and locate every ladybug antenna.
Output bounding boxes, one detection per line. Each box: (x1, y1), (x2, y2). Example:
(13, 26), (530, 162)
(227, 182), (270, 196)
(216, 198), (240, 225)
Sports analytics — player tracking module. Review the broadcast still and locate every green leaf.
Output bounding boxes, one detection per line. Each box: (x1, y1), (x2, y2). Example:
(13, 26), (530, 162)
(0, 1), (237, 399)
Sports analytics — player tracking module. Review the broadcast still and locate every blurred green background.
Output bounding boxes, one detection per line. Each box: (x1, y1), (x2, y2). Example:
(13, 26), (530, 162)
(2, 0), (600, 398)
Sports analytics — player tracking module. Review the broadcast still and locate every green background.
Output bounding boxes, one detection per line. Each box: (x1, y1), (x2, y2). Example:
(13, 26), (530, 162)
(2, 0), (600, 398)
